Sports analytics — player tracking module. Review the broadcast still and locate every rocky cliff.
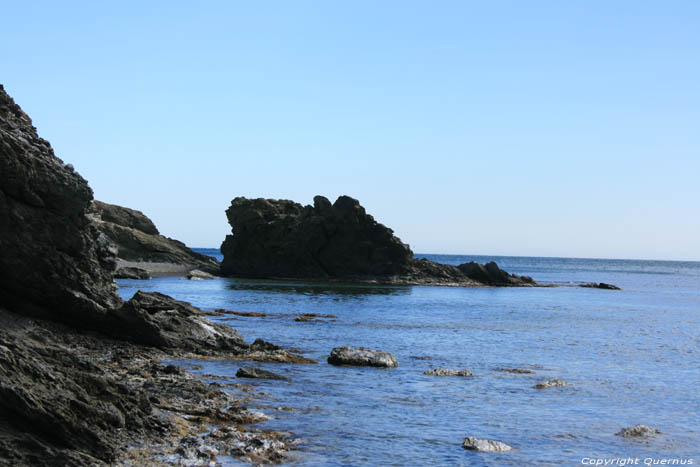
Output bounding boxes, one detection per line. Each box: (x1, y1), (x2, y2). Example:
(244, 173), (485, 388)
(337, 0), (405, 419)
(88, 200), (219, 275)
(220, 195), (535, 286)
(0, 84), (121, 327)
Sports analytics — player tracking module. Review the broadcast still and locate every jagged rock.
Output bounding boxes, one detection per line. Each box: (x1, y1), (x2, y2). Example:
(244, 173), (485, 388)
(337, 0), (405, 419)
(0, 84), (121, 328)
(108, 291), (247, 352)
(236, 367), (286, 380)
(88, 200), (219, 275)
(327, 346), (398, 368)
(533, 379), (567, 389)
(114, 266), (151, 280)
(462, 437), (512, 452)
(186, 269), (216, 280)
(457, 261), (535, 286)
(580, 282), (621, 290)
(616, 424), (661, 438)
(423, 368), (473, 377)
(220, 195), (534, 287)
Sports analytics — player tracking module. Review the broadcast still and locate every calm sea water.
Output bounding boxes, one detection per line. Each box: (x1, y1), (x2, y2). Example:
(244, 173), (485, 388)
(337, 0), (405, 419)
(117, 251), (700, 466)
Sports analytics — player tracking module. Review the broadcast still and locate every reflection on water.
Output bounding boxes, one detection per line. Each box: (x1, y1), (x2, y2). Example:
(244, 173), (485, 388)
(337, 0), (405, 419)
(227, 279), (410, 297)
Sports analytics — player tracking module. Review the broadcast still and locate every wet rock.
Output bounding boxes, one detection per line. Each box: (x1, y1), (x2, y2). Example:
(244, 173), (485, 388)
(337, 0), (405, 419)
(114, 266), (151, 280)
(236, 367), (286, 380)
(580, 282), (621, 290)
(457, 261), (535, 286)
(327, 346), (398, 368)
(410, 355), (432, 360)
(88, 200), (219, 275)
(497, 368), (535, 374)
(294, 313), (337, 322)
(186, 269), (216, 280)
(534, 379), (567, 389)
(462, 436), (512, 452)
(231, 311), (267, 317)
(616, 424), (661, 438)
(423, 368), (473, 377)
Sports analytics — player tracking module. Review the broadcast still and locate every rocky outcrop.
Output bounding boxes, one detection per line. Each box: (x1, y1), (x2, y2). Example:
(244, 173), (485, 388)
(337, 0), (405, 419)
(580, 282), (621, 290)
(186, 269), (216, 280)
(327, 346), (398, 368)
(462, 437), (512, 452)
(88, 200), (219, 275)
(114, 266), (151, 280)
(423, 368), (473, 377)
(220, 195), (536, 286)
(616, 425), (661, 438)
(457, 261), (535, 286)
(0, 84), (120, 328)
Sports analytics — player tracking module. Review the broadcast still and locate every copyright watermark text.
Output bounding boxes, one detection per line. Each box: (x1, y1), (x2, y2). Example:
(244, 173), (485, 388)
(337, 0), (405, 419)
(581, 459), (694, 466)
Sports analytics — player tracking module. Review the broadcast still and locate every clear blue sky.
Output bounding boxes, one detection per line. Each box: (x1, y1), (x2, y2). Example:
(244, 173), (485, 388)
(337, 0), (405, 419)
(2, 1), (699, 260)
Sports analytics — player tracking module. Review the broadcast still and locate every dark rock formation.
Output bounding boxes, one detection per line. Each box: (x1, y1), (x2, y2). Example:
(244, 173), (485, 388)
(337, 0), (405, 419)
(462, 437), (512, 452)
(327, 346), (398, 368)
(114, 266), (151, 280)
(423, 368), (473, 377)
(457, 261), (535, 286)
(236, 366), (287, 380)
(0, 84), (120, 328)
(497, 368), (536, 374)
(220, 195), (536, 286)
(580, 282), (621, 290)
(616, 424), (661, 438)
(88, 200), (219, 275)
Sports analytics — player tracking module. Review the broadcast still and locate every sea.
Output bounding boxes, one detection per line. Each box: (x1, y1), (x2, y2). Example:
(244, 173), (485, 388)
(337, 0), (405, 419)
(116, 250), (700, 466)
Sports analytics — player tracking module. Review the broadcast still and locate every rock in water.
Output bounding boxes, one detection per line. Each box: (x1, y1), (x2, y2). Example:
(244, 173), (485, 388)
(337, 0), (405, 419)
(462, 437), (512, 452)
(0, 84), (121, 327)
(88, 200), (219, 274)
(327, 346), (398, 368)
(580, 282), (621, 290)
(423, 368), (473, 377)
(457, 261), (535, 286)
(221, 195), (414, 279)
(616, 425), (661, 438)
(186, 269), (216, 280)
(220, 195), (535, 286)
(236, 367), (287, 380)
(533, 379), (568, 389)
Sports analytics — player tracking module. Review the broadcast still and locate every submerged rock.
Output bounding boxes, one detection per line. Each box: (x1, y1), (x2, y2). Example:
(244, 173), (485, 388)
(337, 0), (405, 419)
(186, 269), (216, 280)
(580, 282), (621, 290)
(88, 200), (219, 275)
(327, 346), (398, 368)
(114, 266), (151, 280)
(462, 437), (512, 452)
(616, 424), (661, 438)
(236, 367), (286, 380)
(533, 379), (568, 389)
(423, 368), (473, 377)
(497, 368), (536, 374)
(294, 313), (337, 322)
(220, 195), (534, 287)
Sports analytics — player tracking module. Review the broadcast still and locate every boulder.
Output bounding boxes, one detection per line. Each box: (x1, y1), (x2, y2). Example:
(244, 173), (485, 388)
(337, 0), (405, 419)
(533, 379), (567, 389)
(236, 367), (286, 380)
(0, 84), (121, 327)
(457, 261), (535, 286)
(327, 346), (398, 368)
(462, 437), (512, 452)
(423, 368), (473, 377)
(186, 269), (216, 280)
(114, 267), (151, 280)
(616, 425), (661, 438)
(497, 368), (535, 374)
(88, 200), (219, 275)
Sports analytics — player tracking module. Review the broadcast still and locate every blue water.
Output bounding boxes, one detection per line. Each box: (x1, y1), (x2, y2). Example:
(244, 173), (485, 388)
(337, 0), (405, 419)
(117, 251), (700, 465)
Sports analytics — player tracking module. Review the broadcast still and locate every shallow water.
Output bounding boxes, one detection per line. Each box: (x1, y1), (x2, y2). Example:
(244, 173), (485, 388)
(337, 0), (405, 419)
(117, 252), (700, 465)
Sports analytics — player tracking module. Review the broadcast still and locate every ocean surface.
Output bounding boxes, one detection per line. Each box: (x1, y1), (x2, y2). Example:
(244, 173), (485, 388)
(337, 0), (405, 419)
(117, 251), (700, 466)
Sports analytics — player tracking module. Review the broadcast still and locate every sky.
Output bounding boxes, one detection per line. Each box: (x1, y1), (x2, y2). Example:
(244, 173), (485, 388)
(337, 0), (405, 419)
(1, 1), (699, 260)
